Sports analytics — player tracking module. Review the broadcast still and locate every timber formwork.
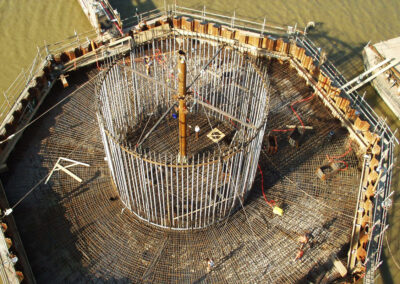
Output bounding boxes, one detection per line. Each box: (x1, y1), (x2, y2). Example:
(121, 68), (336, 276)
(3, 56), (361, 283)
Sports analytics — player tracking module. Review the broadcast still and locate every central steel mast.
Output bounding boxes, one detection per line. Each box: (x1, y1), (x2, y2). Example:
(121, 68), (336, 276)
(177, 50), (188, 164)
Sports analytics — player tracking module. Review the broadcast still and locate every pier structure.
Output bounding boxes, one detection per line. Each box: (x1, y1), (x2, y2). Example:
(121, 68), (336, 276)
(363, 37), (400, 119)
(79, 0), (123, 36)
(0, 4), (397, 283)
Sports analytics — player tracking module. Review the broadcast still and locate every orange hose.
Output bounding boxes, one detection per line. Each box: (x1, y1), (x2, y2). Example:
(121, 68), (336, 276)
(290, 92), (315, 127)
(326, 143), (352, 171)
(270, 92), (315, 132)
(258, 163), (275, 208)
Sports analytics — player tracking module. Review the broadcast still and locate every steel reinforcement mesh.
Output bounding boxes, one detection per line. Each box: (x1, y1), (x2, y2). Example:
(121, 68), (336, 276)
(3, 58), (360, 283)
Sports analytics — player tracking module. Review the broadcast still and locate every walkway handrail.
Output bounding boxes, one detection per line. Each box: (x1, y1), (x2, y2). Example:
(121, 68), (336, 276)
(0, 29), (98, 129)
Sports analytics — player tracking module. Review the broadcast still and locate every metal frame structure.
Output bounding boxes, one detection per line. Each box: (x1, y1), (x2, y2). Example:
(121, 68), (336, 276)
(96, 37), (269, 229)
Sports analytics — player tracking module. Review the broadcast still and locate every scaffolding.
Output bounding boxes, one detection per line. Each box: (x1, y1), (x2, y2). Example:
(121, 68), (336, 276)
(96, 37), (269, 229)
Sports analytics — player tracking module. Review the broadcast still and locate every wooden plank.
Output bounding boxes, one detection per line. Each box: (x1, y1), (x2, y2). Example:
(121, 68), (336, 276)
(331, 256), (347, 277)
(285, 125), (313, 130)
(56, 164), (83, 183)
(60, 74), (69, 88)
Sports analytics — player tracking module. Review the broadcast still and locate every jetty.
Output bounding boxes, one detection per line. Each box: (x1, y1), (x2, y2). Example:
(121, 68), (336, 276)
(363, 37), (400, 118)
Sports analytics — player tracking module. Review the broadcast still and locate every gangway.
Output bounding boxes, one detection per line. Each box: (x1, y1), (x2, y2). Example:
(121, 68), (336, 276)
(341, 57), (399, 94)
(98, 0), (123, 36)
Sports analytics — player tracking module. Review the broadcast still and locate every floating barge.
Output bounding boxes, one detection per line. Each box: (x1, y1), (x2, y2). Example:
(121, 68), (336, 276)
(363, 37), (400, 119)
(0, 3), (396, 283)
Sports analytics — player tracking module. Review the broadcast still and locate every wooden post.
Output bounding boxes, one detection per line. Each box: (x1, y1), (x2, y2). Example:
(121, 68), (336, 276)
(178, 50), (187, 164)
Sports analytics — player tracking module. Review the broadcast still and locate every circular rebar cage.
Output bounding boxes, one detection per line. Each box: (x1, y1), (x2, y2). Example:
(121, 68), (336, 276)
(96, 38), (270, 229)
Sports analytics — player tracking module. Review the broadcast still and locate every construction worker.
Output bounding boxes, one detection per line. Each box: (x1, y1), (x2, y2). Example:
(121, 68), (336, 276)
(294, 249), (304, 261)
(1, 222), (7, 233)
(298, 233), (309, 249)
(7, 253), (18, 265)
(144, 56), (152, 75)
(206, 257), (215, 272)
(195, 125), (200, 141)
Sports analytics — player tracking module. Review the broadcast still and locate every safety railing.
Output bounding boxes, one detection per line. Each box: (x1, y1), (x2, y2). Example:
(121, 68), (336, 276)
(363, 134), (395, 283)
(296, 35), (390, 135)
(0, 49), (45, 126)
(296, 33), (397, 283)
(0, 28), (98, 129)
(172, 5), (290, 37)
(119, 4), (295, 38)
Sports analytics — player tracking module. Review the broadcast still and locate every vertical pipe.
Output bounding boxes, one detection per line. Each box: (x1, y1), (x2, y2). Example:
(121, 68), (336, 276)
(222, 156), (233, 217)
(212, 158), (221, 223)
(208, 153), (215, 224)
(205, 153), (210, 224)
(195, 154), (200, 228)
(148, 153), (158, 223)
(199, 153), (205, 226)
(190, 157), (195, 229)
(122, 148), (135, 210)
(129, 154), (142, 214)
(138, 157), (151, 221)
(155, 154), (163, 227)
(178, 50), (188, 163)
(135, 156), (146, 216)
(170, 154), (175, 227)
(221, 48), (228, 117)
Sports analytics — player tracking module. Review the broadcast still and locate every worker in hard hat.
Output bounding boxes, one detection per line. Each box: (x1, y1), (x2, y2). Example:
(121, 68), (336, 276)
(294, 249), (304, 261)
(195, 125), (200, 141)
(298, 233), (309, 249)
(206, 257), (215, 272)
(144, 56), (152, 75)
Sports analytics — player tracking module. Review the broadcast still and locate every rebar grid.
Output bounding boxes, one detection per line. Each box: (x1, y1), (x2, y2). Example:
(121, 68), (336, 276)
(96, 37), (269, 229)
(3, 54), (361, 283)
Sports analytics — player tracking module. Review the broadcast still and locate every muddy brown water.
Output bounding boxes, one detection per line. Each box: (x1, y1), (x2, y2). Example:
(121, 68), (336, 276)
(0, 0), (399, 282)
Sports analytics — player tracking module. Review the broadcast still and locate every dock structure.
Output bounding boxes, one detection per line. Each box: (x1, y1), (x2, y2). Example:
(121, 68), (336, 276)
(0, 4), (396, 284)
(363, 37), (400, 119)
(78, 0), (123, 36)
